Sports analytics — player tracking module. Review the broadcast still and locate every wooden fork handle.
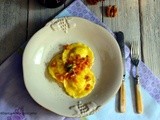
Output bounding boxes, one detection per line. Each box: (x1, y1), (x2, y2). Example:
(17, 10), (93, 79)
(135, 82), (143, 114)
(120, 80), (126, 113)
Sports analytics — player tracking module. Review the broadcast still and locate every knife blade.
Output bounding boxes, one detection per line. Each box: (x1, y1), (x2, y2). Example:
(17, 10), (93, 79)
(115, 31), (126, 113)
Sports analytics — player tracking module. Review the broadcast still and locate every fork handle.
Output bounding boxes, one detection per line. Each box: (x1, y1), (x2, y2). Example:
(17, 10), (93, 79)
(135, 80), (143, 114)
(120, 80), (126, 113)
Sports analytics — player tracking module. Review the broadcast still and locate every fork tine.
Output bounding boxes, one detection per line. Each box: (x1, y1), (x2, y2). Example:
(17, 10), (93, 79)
(130, 41), (143, 114)
(131, 41), (139, 59)
(134, 42), (139, 55)
(131, 42), (135, 58)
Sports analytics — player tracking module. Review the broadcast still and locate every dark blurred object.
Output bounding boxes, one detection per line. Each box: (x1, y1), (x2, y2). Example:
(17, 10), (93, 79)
(38, 0), (66, 8)
(86, 0), (104, 5)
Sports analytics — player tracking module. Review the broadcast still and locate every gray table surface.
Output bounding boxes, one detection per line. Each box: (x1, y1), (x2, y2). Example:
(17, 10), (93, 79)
(0, 0), (160, 78)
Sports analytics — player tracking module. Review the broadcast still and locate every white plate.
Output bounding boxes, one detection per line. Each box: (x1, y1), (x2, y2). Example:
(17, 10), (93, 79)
(23, 17), (123, 117)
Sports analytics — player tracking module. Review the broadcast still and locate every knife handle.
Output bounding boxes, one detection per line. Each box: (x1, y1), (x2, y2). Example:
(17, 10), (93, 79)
(135, 78), (143, 114)
(119, 80), (126, 113)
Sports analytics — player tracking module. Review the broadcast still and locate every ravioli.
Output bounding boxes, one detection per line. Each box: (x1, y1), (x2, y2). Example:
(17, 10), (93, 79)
(62, 43), (94, 68)
(47, 42), (96, 98)
(48, 53), (66, 83)
(64, 68), (95, 98)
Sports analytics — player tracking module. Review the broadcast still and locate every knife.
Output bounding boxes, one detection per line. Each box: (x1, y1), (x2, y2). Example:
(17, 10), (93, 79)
(115, 31), (126, 113)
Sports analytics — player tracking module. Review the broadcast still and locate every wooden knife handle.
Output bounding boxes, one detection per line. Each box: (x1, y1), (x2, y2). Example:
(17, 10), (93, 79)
(120, 80), (126, 113)
(135, 82), (143, 114)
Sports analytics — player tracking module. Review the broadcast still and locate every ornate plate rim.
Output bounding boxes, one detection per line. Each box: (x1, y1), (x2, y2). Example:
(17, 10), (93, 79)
(23, 17), (123, 117)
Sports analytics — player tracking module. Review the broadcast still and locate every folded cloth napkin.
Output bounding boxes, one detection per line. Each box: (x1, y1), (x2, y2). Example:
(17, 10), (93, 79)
(0, 0), (160, 120)
(87, 46), (160, 120)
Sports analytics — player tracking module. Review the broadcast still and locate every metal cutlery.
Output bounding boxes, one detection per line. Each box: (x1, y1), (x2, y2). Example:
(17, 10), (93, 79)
(131, 41), (143, 114)
(115, 31), (126, 113)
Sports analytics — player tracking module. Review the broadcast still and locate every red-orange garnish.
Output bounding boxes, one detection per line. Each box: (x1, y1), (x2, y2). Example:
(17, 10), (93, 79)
(51, 61), (57, 67)
(85, 87), (90, 90)
(86, 84), (90, 87)
(76, 54), (81, 60)
(64, 54), (91, 79)
(85, 84), (91, 90)
(85, 75), (90, 81)
(55, 73), (65, 81)
(63, 44), (71, 50)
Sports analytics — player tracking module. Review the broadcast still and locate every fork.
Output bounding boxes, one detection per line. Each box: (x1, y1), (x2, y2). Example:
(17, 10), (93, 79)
(131, 41), (143, 114)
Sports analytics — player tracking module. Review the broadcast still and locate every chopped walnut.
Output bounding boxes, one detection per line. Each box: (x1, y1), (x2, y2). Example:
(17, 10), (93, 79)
(106, 5), (118, 17)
